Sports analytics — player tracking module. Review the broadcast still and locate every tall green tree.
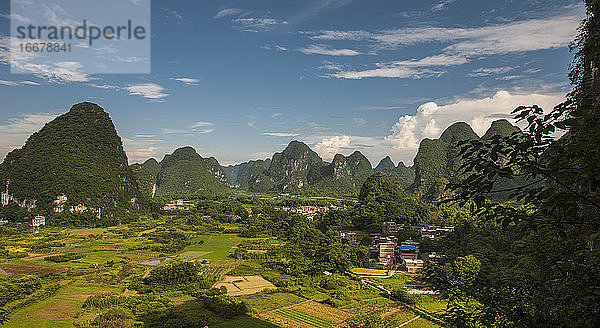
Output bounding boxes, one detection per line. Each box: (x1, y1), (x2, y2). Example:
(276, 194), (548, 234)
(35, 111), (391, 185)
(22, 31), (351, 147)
(428, 2), (600, 327)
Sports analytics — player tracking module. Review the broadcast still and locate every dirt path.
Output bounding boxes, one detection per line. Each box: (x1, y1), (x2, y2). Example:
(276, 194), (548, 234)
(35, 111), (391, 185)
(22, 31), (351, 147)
(23, 253), (65, 261)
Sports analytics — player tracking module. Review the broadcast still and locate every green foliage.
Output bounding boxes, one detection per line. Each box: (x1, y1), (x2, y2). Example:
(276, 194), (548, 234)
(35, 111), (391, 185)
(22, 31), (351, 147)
(353, 172), (430, 230)
(194, 288), (249, 318)
(0, 275), (42, 307)
(238, 141), (374, 196)
(44, 253), (83, 262)
(143, 261), (200, 285)
(141, 158), (160, 178)
(130, 163), (156, 198)
(143, 228), (190, 253)
(0, 307), (8, 325)
(390, 289), (417, 305)
(156, 146), (230, 196)
(141, 309), (208, 328)
(0, 102), (143, 212)
(428, 5), (600, 325)
(82, 293), (172, 316)
(412, 120), (520, 200)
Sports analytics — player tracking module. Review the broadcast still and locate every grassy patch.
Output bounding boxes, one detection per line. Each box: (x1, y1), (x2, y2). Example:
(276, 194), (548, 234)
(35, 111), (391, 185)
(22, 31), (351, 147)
(213, 316), (280, 328)
(275, 308), (333, 328)
(237, 292), (306, 313)
(182, 234), (242, 260)
(350, 268), (390, 276)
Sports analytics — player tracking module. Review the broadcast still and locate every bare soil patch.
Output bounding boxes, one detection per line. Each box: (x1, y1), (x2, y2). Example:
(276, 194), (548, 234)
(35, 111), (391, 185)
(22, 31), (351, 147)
(213, 275), (276, 296)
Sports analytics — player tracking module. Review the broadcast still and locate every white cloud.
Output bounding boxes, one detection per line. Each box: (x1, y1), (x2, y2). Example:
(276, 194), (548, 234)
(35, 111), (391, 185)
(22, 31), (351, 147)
(384, 90), (565, 164)
(191, 121), (215, 134)
(432, 0), (456, 11)
(263, 132), (300, 137)
(299, 44), (360, 56)
(0, 36), (92, 83)
(0, 112), (60, 160)
(360, 105), (405, 110)
(0, 79), (39, 86)
(0, 13), (32, 23)
(171, 77), (200, 85)
(125, 83), (169, 100)
(328, 54), (466, 79)
(353, 118), (368, 126)
(374, 12), (581, 55)
(313, 135), (351, 160)
(232, 17), (288, 32)
(468, 66), (514, 77)
(307, 30), (371, 41)
(261, 44), (288, 51)
(308, 7), (583, 80)
(127, 146), (158, 163)
(191, 121), (213, 128)
(214, 8), (244, 19)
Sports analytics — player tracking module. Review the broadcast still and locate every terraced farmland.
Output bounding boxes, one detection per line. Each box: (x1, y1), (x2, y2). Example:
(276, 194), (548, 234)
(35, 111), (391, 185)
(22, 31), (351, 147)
(275, 308), (333, 328)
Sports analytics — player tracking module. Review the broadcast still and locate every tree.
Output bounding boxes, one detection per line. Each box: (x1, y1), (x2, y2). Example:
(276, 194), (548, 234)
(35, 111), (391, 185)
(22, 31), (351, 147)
(429, 2), (600, 326)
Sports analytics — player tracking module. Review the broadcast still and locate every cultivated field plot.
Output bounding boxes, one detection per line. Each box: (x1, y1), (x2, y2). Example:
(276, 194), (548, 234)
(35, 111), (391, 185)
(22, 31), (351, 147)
(182, 234), (243, 260)
(262, 300), (352, 328)
(237, 292), (306, 313)
(200, 260), (244, 279)
(349, 268), (390, 276)
(4, 280), (119, 328)
(0, 262), (66, 276)
(214, 275), (277, 296)
(212, 316), (280, 328)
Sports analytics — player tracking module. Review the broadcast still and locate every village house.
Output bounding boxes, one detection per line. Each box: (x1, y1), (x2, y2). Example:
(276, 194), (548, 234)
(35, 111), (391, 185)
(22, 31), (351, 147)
(340, 232), (358, 245)
(404, 258), (425, 273)
(53, 194), (68, 213)
(1, 181), (10, 206)
(32, 215), (45, 227)
(31, 215), (45, 233)
(382, 221), (399, 235)
(399, 240), (420, 261)
(70, 204), (88, 213)
(420, 225), (455, 240)
(0, 191), (9, 206)
(378, 242), (396, 265)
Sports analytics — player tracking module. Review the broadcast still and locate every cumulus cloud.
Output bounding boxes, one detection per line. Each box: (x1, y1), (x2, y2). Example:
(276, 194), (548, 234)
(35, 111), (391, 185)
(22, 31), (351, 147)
(313, 135), (351, 160)
(384, 90), (565, 163)
(0, 112), (60, 160)
(299, 44), (360, 56)
(126, 83), (169, 100)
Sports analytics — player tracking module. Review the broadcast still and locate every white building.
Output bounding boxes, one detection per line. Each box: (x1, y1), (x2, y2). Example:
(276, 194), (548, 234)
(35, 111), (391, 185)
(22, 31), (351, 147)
(70, 204), (88, 213)
(382, 221), (399, 235)
(54, 194), (68, 205)
(1, 181), (10, 206)
(404, 258), (425, 273)
(32, 215), (45, 227)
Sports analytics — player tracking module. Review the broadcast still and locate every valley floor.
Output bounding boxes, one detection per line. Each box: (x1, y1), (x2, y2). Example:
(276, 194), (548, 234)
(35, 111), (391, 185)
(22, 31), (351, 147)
(0, 221), (445, 328)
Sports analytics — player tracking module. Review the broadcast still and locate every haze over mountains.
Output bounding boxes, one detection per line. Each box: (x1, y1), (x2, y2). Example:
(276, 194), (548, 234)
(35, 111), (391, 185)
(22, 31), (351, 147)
(0, 102), (522, 205)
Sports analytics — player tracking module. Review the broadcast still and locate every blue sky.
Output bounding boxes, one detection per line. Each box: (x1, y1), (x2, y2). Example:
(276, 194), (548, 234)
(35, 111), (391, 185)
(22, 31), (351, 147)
(0, 0), (584, 166)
